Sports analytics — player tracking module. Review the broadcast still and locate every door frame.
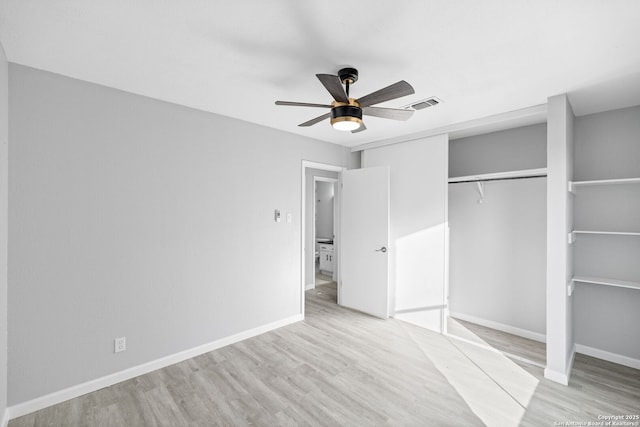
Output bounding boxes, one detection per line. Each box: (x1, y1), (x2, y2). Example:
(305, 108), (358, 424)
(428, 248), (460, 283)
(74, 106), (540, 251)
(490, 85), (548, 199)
(301, 160), (346, 317)
(313, 176), (339, 288)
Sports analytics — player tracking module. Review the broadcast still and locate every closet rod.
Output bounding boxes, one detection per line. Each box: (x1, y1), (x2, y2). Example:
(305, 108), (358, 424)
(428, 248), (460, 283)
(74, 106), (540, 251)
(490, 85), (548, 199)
(448, 174), (547, 184)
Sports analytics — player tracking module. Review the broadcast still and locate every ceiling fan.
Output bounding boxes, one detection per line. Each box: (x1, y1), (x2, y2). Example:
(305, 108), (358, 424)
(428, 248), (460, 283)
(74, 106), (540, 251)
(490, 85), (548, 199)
(275, 67), (415, 133)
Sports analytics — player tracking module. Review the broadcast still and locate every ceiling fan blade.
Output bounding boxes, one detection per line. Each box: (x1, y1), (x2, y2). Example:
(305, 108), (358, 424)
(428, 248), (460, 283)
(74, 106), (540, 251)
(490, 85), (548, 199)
(351, 123), (367, 133)
(316, 74), (349, 103)
(363, 106), (414, 121)
(275, 101), (332, 108)
(356, 80), (415, 107)
(299, 112), (332, 127)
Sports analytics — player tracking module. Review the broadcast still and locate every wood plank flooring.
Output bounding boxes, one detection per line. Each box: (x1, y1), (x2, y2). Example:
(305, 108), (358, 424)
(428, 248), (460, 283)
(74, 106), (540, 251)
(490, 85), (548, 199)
(9, 283), (640, 426)
(447, 317), (547, 367)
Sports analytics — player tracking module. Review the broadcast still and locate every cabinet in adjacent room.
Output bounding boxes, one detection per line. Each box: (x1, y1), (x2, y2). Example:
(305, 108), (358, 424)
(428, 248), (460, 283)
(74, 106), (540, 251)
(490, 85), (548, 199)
(318, 243), (334, 274)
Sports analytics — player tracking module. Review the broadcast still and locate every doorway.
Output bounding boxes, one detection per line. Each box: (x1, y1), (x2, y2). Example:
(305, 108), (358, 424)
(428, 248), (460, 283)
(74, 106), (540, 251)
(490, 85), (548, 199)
(301, 161), (393, 319)
(313, 177), (338, 289)
(301, 161), (345, 316)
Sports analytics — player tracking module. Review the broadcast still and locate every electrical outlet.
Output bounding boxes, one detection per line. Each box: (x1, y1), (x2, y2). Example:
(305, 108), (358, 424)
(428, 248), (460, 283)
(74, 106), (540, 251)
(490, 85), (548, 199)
(114, 337), (126, 353)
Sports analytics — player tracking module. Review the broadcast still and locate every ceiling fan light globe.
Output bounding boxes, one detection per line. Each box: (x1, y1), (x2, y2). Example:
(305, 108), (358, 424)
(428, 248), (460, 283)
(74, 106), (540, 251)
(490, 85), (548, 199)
(331, 116), (362, 131)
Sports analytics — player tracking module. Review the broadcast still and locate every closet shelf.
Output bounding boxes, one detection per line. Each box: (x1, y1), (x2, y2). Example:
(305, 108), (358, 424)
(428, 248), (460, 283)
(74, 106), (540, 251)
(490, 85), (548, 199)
(569, 177), (640, 192)
(572, 276), (640, 291)
(448, 167), (547, 183)
(572, 230), (640, 237)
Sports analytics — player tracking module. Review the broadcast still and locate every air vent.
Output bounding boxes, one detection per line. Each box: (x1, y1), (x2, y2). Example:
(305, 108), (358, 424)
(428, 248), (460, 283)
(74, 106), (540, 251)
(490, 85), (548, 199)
(403, 97), (442, 111)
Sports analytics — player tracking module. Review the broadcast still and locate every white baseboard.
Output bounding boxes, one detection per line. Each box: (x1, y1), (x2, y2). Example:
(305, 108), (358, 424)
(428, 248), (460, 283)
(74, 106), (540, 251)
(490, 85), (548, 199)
(575, 343), (640, 370)
(7, 314), (303, 420)
(305, 283), (314, 290)
(544, 344), (575, 386)
(544, 367), (569, 385)
(449, 311), (546, 343)
(449, 313), (640, 379)
(2, 408), (9, 427)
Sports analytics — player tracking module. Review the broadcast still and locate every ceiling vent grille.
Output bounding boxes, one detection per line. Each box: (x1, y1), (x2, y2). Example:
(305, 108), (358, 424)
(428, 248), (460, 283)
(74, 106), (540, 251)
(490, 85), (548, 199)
(403, 97), (442, 111)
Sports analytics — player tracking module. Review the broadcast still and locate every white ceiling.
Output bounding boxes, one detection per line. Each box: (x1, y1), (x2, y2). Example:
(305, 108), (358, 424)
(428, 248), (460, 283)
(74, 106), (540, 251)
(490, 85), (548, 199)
(1, 1), (640, 148)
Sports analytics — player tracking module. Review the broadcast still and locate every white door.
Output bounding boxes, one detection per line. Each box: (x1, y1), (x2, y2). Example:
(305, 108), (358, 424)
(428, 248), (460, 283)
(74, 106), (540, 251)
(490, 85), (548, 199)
(340, 166), (390, 318)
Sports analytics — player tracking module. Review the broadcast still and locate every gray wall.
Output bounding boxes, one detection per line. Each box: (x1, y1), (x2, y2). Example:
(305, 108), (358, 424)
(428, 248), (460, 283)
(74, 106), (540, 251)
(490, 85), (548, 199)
(315, 181), (334, 240)
(7, 64), (351, 405)
(304, 168), (338, 288)
(574, 106), (640, 181)
(573, 105), (640, 359)
(0, 42), (8, 423)
(448, 124), (547, 336)
(364, 135), (448, 332)
(449, 123), (547, 177)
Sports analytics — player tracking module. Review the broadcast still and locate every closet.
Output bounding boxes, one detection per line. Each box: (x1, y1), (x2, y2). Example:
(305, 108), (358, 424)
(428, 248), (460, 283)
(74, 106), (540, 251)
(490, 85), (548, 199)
(446, 105), (640, 370)
(447, 123), (548, 361)
(570, 105), (640, 364)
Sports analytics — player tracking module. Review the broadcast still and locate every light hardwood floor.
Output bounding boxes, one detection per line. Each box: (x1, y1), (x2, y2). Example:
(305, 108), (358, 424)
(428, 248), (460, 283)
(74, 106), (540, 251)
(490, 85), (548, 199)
(314, 273), (333, 286)
(9, 283), (640, 426)
(447, 317), (547, 367)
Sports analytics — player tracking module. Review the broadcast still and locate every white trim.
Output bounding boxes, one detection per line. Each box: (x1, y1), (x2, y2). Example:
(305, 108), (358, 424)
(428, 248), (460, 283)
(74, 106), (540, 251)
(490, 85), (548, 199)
(575, 343), (640, 370)
(442, 141), (450, 334)
(572, 230), (640, 237)
(314, 176), (338, 183)
(572, 275), (640, 291)
(570, 177), (640, 187)
(351, 104), (547, 152)
(2, 409), (9, 427)
(544, 367), (570, 385)
(543, 344), (574, 386)
(447, 168), (548, 183)
(305, 283), (315, 291)
(7, 314), (303, 420)
(449, 312), (547, 343)
(301, 161), (344, 173)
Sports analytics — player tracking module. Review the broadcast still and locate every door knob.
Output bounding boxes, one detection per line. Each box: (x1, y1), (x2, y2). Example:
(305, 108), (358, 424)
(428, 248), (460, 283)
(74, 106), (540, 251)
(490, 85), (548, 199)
(375, 246), (387, 253)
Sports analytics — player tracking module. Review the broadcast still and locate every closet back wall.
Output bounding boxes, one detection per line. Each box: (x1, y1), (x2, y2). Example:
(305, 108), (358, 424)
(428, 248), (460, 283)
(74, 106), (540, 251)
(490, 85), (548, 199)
(448, 124), (547, 338)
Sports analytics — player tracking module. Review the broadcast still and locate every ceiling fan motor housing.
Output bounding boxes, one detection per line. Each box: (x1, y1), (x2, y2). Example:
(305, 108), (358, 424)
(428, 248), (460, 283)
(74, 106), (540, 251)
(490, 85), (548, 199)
(331, 99), (362, 130)
(331, 104), (362, 119)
